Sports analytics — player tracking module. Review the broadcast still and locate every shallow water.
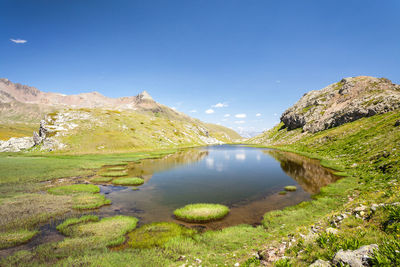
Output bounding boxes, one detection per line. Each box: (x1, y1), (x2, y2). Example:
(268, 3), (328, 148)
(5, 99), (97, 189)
(96, 145), (340, 229)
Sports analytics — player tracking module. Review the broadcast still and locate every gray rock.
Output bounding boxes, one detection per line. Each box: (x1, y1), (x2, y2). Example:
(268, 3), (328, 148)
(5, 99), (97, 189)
(281, 77), (400, 133)
(332, 244), (378, 267)
(309, 259), (331, 267)
(0, 137), (34, 152)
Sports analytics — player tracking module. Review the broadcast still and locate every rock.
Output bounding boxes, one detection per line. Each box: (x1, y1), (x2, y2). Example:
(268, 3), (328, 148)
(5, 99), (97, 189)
(0, 137), (34, 152)
(309, 259), (331, 267)
(395, 120), (400, 127)
(332, 244), (378, 267)
(280, 76), (400, 133)
(326, 227), (338, 235)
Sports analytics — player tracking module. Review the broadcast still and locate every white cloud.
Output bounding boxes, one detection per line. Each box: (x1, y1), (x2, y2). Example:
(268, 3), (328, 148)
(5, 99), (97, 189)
(205, 109), (214, 114)
(235, 153), (246, 160)
(212, 102), (228, 108)
(235, 113), (246, 118)
(189, 109), (197, 113)
(274, 113), (278, 116)
(10, 39), (27, 44)
(224, 114), (230, 117)
(256, 113), (261, 117)
(234, 120), (246, 124)
(171, 107), (177, 110)
(221, 118), (227, 122)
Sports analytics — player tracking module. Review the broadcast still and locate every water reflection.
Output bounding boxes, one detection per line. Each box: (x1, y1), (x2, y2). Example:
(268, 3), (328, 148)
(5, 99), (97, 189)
(97, 145), (340, 229)
(265, 150), (339, 194)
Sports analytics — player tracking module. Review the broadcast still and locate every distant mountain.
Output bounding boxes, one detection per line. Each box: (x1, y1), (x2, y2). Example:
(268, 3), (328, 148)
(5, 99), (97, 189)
(0, 78), (241, 152)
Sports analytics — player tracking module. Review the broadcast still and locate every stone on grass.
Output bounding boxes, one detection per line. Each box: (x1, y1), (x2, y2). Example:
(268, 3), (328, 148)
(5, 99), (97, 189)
(332, 244), (378, 267)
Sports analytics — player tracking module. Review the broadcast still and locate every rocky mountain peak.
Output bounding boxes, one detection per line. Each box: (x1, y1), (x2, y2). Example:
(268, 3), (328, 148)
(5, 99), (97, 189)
(137, 90), (154, 101)
(281, 76), (400, 133)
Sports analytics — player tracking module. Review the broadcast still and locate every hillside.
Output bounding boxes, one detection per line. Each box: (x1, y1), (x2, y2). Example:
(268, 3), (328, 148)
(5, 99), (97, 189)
(248, 76), (400, 266)
(0, 79), (241, 152)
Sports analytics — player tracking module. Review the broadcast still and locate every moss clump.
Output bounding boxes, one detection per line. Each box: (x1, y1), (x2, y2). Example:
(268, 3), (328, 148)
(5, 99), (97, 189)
(127, 222), (196, 248)
(174, 203), (230, 222)
(284, 186), (297, 192)
(112, 177), (144, 186)
(57, 215), (99, 235)
(72, 194), (111, 210)
(57, 215), (138, 248)
(107, 167), (126, 171)
(100, 171), (128, 177)
(279, 191), (287, 195)
(0, 229), (38, 249)
(48, 184), (100, 195)
(91, 177), (112, 183)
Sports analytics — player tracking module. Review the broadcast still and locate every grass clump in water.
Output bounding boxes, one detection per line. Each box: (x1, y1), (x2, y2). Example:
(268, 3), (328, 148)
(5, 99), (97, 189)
(0, 229), (38, 249)
(57, 215), (138, 248)
(279, 191), (287, 195)
(284, 185), (297, 191)
(107, 166), (126, 171)
(112, 177), (144, 186)
(57, 215), (99, 235)
(100, 171), (128, 177)
(48, 184), (100, 195)
(127, 222), (196, 248)
(91, 177), (112, 183)
(72, 194), (111, 210)
(174, 203), (230, 222)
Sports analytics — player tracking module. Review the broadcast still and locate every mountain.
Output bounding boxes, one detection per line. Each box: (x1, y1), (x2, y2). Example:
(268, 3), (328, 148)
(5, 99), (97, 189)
(0, 78), (241, 152)
(280, 76), (400, 133)
(250, 76), (400, 145)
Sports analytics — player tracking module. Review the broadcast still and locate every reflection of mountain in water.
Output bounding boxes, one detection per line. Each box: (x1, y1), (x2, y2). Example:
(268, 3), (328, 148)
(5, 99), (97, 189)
(129, 149), (209, 182)
(265, 150), (339, 194)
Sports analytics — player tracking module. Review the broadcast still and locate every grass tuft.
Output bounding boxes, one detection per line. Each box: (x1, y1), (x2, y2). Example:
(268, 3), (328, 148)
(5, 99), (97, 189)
(57, 215), (99, 236)
(174, 203), (230, 222)
(0, 229), (38, 249)
(100, 171), (128, 177)
(112, 177), (144, 186)
(47, 184), (100, 195)
(91, 177), (112, 183)
(284, 185), (297, 191)
(127, 222), (196, 248)
(72, 194), (111, 210)
(106, 167), (126, 171)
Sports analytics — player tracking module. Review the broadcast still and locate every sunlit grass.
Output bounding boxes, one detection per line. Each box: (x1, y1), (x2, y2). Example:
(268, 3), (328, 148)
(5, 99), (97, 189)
(47, 184), (100, 195)
(174, 203), (230, 222)
(112, 177), (144, 186)
(72, 194), (111, 210)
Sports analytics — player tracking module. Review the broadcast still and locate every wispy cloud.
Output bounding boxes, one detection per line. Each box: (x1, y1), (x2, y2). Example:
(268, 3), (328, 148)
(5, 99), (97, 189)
(205, 109), (214, 114)
(224, 114), (231, 117)
(256, 113), (261, 117)
(171, 107), (177, 110)
(235, 113), (246, 118)
(10, 39), (27, 44)
(212, 102), (228, 108)
(274, 113), (278, 116)
(189, 109), (197, 113)
(276, 80), (281, 84)
(234, 120), (246, 124)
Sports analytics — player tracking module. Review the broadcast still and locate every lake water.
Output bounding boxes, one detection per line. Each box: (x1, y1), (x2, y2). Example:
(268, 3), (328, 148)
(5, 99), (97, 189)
(96, 145), (340, 229)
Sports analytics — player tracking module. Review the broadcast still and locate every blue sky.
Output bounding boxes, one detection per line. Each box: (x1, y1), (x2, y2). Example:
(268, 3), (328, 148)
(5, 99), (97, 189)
(1, 0), (400, 135)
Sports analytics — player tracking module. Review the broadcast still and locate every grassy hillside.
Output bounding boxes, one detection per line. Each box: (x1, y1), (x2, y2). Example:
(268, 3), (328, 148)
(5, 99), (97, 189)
(248, 110), (400, 265)
(37, 108), (241, 153)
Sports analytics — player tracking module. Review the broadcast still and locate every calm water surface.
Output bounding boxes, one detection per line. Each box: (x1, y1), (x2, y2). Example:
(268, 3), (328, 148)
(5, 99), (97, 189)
(97, 145), (339, 229)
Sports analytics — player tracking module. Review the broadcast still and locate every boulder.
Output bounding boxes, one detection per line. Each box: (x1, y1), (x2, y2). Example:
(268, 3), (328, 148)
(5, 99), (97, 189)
(332, 244), (378, 267)
(309, 259), (331, 267)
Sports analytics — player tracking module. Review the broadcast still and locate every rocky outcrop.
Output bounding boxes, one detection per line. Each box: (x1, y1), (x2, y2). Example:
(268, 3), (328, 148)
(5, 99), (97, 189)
(332, 244), (378, 267)
(281, 76), (400, 133)
(0, 137), (34, 152)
